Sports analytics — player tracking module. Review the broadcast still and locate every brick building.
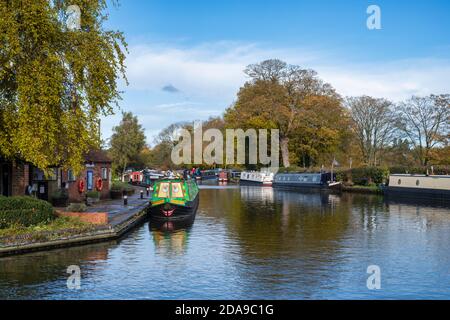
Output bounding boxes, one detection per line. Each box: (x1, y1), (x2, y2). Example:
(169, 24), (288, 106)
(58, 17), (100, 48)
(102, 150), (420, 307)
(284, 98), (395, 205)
(63, 150), (112, 202)
(0, 158), (31, 197)
(0, 150), (112, 203)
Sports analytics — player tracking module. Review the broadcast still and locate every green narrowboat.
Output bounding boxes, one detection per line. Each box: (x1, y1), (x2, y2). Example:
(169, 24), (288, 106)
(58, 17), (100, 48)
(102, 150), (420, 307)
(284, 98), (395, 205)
(149, 178), (199, 220)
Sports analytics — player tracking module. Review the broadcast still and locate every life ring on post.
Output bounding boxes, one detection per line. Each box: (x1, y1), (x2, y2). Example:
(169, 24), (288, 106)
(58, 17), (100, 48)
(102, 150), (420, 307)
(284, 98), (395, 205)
(96, 178), (103, 191)
(78, 180), (85, 193)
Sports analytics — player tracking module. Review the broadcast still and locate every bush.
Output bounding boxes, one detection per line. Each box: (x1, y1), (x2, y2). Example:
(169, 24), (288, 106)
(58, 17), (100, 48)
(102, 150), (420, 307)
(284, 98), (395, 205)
(66, 203), (87, 213)
(336, 167), (389, 186)
(50, 189), (68, 207)
(86, 190), (100, 199)
(0, 196), (55, 228)
(111, 181), (134, 192)
(50, 189), (68, 200)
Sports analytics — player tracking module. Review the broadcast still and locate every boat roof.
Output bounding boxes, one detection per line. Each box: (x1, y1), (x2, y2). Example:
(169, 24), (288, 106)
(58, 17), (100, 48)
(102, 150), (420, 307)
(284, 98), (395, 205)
(390, 174), (450, 178)
(276, 172), (327, 175)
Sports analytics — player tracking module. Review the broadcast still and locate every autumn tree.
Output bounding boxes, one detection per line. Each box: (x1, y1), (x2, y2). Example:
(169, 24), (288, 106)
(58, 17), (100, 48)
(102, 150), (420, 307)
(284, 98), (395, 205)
(109, 112), (146, 176)
(396, 94), (450, 166)
(128, 145), (153, 170)
(290, 95), (351, 167)
(0, 0), (127, 173)
(347, 96), (395, 166)
(225, 59), (341, 168)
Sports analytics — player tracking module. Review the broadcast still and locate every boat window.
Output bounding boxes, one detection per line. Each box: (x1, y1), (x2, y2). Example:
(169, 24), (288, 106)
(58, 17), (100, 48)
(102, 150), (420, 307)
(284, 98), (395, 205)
(398, 179), (401, 185)
(171, 183), (184, 198)
(158, 182), (170, 198)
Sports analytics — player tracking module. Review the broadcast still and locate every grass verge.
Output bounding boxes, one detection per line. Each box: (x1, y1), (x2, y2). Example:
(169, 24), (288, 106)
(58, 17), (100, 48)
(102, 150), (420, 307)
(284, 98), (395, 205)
(0, 216), (100, 246)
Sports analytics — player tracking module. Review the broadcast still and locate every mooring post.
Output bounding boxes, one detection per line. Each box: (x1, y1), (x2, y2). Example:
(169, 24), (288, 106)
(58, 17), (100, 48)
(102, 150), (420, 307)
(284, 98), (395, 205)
(140, 190), (144, 199)
(146, 187), (150, 197)
(123, 194), (128, 206)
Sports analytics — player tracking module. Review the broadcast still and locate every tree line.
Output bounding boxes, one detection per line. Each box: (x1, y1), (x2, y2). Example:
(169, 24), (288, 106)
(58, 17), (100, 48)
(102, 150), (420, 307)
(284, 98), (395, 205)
(109, 59), (449, 175)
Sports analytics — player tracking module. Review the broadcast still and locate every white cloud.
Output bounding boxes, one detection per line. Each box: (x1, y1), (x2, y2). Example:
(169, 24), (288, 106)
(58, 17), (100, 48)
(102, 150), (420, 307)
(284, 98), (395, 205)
(125, 41), (450, 102)
(317, 58), (450, 102)
(125, 41), (321, 101)
(104, 41), (450, 144)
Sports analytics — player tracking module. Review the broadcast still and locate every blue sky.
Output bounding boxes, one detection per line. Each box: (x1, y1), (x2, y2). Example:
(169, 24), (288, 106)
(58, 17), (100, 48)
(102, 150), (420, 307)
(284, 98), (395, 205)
(100, 0), (450, 145)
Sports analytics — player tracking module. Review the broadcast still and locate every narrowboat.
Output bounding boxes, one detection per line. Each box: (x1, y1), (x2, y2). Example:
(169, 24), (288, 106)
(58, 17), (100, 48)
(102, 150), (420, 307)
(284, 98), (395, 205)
(149, 178), (199, 220)
(146, 169), (165, 181)
(273, 172), (341, 190)
(195, 169), (218, 181)
(240, 170), (274, 186)
(218, 170), (228, 182)
(383, 174), (450, 201)
(130, 171), (144, 185)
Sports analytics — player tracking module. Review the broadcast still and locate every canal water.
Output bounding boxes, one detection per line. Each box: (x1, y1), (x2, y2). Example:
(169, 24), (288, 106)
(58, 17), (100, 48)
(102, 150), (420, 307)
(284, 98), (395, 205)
(1, 185), (450, 299)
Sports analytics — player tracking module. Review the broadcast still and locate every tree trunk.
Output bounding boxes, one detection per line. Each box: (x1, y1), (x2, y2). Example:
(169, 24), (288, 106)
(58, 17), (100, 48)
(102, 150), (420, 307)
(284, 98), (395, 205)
(280, 137), (290, 168)
(121, 161), (127, 182)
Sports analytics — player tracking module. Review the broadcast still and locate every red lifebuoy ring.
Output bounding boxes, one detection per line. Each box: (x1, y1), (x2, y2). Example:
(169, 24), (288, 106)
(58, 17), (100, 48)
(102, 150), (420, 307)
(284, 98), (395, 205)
(96, 178), (103, 191)
(78, 180), (85, 193)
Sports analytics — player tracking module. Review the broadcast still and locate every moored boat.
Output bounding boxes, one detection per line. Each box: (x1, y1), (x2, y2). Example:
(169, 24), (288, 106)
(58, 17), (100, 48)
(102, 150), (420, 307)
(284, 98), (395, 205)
(195, 169), (217, 181)
(383, 174), (450, 200)
(149, 178), (199, 220)
(273, 172), (341, 190)
(240, 170), (274, 186)
(218, 170), (228, 182)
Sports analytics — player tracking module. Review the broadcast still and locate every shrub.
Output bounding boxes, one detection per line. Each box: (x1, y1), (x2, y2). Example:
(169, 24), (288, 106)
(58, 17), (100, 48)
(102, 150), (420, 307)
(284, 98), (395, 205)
(111, 181), (134, 192)
(0, 196), (55, 228)
(335, 169), (351, 184)
(50, 189), (69, 207)
(86, 190), (100, 199)
(50, 189), (68, 200)
(336, 167), (389, 186)
(66, 203), (87, 213)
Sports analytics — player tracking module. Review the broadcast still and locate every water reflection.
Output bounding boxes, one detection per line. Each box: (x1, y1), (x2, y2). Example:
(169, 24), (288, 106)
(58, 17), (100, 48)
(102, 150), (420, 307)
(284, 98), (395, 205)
(1, 186), (450, 299)
(0, 241), (115, 299)
(149, 216), (195, 255)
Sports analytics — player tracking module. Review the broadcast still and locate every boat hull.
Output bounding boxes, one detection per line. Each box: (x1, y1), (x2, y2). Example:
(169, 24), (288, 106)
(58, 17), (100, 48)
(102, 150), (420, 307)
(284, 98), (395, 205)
(384, 186), (450, 201)
(240, 179), (273, 186)
(149, 195), (199, 221)
(199, 175), (218, 181)
(273, 182), (342, 193)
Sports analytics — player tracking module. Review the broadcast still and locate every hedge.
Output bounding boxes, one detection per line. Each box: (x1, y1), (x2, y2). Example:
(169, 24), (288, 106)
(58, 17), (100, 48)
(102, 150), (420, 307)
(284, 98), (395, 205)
(66, 203), (87, 213)
(0, 196), (56, 228)
(86, 190), (100, 198)
(111, 181), (134, 192)
(335, 167), (389, 186)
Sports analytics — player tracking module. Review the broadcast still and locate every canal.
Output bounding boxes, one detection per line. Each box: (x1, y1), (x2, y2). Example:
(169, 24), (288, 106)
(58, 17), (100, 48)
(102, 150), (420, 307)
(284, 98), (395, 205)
(1, 185), (450, 299)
